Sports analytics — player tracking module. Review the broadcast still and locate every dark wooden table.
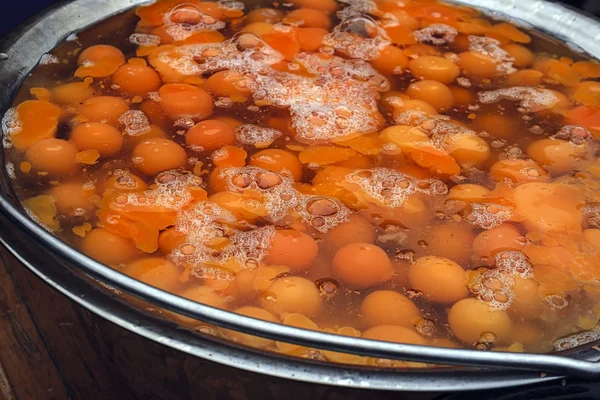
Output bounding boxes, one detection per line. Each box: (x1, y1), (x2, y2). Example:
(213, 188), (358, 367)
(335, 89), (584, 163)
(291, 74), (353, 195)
(0, 245), (443, 400)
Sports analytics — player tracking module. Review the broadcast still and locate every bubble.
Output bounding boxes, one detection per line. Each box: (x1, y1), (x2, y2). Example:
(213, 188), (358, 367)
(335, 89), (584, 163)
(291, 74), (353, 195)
(235, 124), (282, 147)
(414, 24), (458, 46)
(316, 277), (340, 297)
(118, 110), (151, 136)
(553, 323), (600, 351)
(344, 168), (448, 208)
(479, 87), (560, 113)
(546, 294), (569, 309)
(415, 319), (436, 337)
(129, 33), (162, 46)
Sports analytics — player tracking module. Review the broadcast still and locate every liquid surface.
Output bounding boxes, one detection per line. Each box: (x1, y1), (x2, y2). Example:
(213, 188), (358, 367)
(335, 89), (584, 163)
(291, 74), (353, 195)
(4, 0), (600, 366)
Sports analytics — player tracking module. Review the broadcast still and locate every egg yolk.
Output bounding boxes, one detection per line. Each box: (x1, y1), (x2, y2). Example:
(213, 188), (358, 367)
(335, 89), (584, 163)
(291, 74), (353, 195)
(132, 138), (187, 176)
(25, 138), (78, 176)
(249, 149), (303, 181)
(112, 63), (162, 96)
(185, 119), (236, 152)
(362, 325), (426, 345)
(159, 83), (214, 120)
(260, 276), (321, 316)
(408, 256), (469, 304)
(221, 306), (279, 349)
(81, 228), (138, 265)
(264, 229), (318, 271)
(79, 96), (130, 125)
(448, 298), (512, 345)
(361, 290), (421, 328)
(71, 122), (124, 157)
(332, 243), (393, 288)
(121, 257), (182, 291)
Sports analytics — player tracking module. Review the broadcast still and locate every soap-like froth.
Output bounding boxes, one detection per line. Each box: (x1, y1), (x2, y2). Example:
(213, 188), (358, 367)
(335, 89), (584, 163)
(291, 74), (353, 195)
(478, 87), (560, 112)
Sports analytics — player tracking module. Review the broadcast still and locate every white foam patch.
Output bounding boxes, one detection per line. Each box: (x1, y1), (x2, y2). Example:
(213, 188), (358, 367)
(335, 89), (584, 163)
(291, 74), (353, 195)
(344, 168), (448, 208)
(322, 15), (391, 61)
(39, 54), (59, 65)
(112, 170), (204, 211)
(468, 36), (515, 74)
(5, 162), (15, 180)
(235, 124), (282, 147)
(469, 251), (533, 311)
(118, 110), (152, 136)
(129, 33), (162, 46)
(466, 203), (513, 229)
(1, 107), (20, 149)
(554, 324), (600, 351)
(478, 87), (560, 112)
(414, 24), (458, 46)
(336, 0), (379, 20)
(553, 125), (591, 146)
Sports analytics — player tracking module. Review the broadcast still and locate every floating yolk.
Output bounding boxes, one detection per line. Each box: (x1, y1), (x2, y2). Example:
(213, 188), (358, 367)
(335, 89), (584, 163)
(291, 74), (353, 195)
(25, 138), (78, 176)
(509, 277), (544, 321)
(392, 99), (438, 120)
(323, 215), (375, 253)
(472, 224), (525, 263)
(527, 138), (583, 174)
(457, 51), (498, 79)
(185, 119), (236, 152)
(9, 100), (62, 150)
(449, 85), (476, 107)
(370, 45), (409, 75)
(572, 81), (600, 107)
(157, 227), (186, 254)
(362, 325), (426, 345)
(47, 182), (96, 217)
(448, 298), (512, 345)
(264, 229), (318, 271)
(81, 228), (138, 265)
(132, 138), (187, 176)
(158, 83), (214, 120)
(284, 8), (331, 29)
(513, 182), (583, 234)
(121, 257), (181, 291)
(112, 63), (162, 96)
(332, 243), (393, 289)
(209, 191), (267, 221)
(249, 149), (303, 181)
(103, 171), (148, 193)
(70, 122), (124, 157)
(260, 276), (321, 317)
(51, 82), (95, 106)
(408, 256), (469, 304)
(79, 96), (130, 125)
(424, 223), (475, 265)
(447, 184), (490, 202)
(502, 44), (534, 68)
(206, 70), (253, 100)
(78, 45), (125, 66)
(406, 80), (454, 112)
(447, 135), (491, 166)
(408, 56), (460, 84)
(490, 159), (548, 183)
(583, 229), (600, 249)
(245, 8), (283, 24)
(297, 27), (328, 51)
(222, 306), (279, 349)
(361, 290), (421, 328)
(505, 69), (544, 87)
(472, 114), (520, 140)
(288, 0), (338, 13)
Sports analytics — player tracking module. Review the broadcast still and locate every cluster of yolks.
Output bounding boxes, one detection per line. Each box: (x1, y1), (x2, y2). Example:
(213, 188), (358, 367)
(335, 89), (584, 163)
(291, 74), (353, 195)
(6, 0), (600, 365)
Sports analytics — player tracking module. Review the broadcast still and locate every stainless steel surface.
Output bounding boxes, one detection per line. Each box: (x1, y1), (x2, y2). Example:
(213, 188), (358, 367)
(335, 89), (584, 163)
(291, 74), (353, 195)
(2, 0), (600, 391)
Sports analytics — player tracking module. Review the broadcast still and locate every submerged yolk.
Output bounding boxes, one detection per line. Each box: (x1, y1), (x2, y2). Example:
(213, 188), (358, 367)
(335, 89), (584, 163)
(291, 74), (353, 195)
(264, 229), (318, 271)
(70, 122), (124, 157)
(132, 138), (187, 176)
(25, 138), (78, 176)
(332, 243), (393, 289)
(185, 120), (236, 152)
(249, 149), (303, 181)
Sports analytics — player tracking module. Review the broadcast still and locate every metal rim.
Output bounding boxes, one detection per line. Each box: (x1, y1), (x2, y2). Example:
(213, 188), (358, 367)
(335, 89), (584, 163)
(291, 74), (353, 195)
(1, 0), (600, 390)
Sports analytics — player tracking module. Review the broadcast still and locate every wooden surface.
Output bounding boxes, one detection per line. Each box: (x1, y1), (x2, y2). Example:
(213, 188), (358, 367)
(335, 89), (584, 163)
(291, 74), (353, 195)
(0, 244), (443, 400)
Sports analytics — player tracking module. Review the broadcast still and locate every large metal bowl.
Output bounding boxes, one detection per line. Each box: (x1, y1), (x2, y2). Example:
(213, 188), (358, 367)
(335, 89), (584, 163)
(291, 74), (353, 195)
(2, 0), (600, 392)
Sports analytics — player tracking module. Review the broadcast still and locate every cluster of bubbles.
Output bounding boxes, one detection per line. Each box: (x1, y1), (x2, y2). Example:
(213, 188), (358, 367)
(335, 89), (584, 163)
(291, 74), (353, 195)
(218, 165), (351, 232)
(171, 200), (276, 279)
(336, 0), (379, 20)
(553, 323), (600, 351)
(321, 15), (391, 60)
(163, 3), (227, 42)
(158, 27), (388, 144)
(466, 203), (513, 230)
(395, 110), (479, 152)
(235, 124), (282, 147)
(553, 125), (591, 146)
(129, 33), (162, 46)
(1, 108), (20, 149)
(478, 87), (560, 113)
(469, 251), (533, 311)
(118, 110), (152, 136)
(468, 36), (516, 74)
(413, 24), (458, 46)
(113, 170), (203, 211)
(343, 168), (448, 208)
